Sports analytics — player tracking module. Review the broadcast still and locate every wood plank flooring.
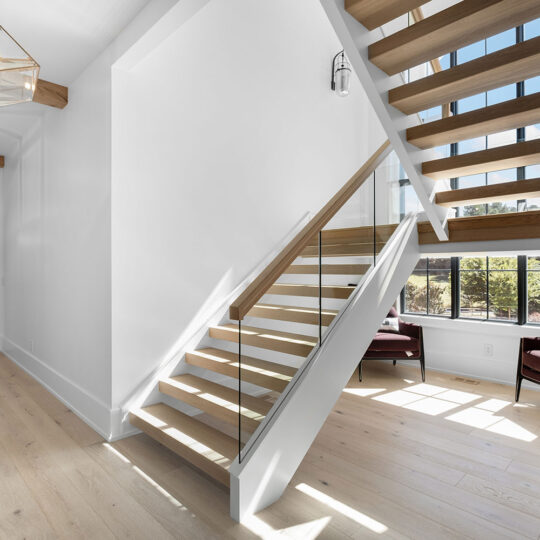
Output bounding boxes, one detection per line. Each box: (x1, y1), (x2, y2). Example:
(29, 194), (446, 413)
(2, 352), (540, 539)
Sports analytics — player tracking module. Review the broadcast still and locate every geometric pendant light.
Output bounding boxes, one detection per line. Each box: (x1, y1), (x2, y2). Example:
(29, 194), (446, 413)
(0, 25), (39, 107)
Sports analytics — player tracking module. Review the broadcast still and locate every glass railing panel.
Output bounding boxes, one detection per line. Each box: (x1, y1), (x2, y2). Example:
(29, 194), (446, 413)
(238, 149), (410, 462)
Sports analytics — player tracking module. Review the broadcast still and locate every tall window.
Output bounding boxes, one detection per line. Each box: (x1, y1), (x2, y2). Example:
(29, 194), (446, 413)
(529, 257), (540, 323)
(460, 257), (518, 322)
(404, 258), (451, 316)
(403, 255), (538, 325)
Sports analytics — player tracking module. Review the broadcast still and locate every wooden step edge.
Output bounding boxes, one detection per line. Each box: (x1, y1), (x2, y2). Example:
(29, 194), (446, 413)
(422, 139), (540, 180)
(159, 376), (268, 433)
(417, 210), (540, 244)
(284, 264), (370, 275)
(130, 404), (237, 487)
(209, 325), (316, 357)
(389, 35), (540, 115)
(185, 349), (295, 392)
(248, 303), (338, 326)
(345, 0), (428, 31)
(435, 178), (540, 208)
(407, 92), (540, 149)
(267, 284), (354, 299)
(369, 0), (540, 75)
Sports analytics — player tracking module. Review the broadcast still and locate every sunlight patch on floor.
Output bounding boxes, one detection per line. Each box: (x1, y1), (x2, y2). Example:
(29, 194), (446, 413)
(343, 387), (386, 397)
(243, 514), (331, 540)
(296, 483), (388, 534)
(403, 396), (459, 416)
(348, 375), (537, 442)
(103, 443), (186, 508)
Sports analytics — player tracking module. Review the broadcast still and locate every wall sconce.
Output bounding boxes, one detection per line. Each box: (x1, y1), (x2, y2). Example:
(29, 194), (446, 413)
(331, 50), (351, 97)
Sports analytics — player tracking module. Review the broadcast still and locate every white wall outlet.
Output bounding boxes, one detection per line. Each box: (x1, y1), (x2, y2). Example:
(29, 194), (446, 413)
(484, 343), (493, 357)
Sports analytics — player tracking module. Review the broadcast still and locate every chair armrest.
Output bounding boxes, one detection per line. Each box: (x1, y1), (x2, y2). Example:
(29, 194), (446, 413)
(399, 320), (420, 339)
(523, 337), (540, 351)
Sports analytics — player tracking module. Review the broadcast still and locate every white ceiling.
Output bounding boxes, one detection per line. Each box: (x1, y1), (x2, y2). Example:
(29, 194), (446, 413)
(1, 0), (150, 85)
(0, 0), (150, 155)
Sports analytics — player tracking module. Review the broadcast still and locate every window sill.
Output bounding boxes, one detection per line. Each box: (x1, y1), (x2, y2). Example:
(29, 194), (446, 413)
(400, 313), (540, 337)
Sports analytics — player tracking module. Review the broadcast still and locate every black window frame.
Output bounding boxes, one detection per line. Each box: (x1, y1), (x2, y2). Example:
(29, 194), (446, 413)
(401, 254), (540, 326)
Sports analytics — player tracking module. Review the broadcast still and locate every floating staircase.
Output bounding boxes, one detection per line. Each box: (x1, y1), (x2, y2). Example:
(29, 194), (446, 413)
(130, 223), (388, 487)
(334, 0), (540, 235)
(131, 0), (540, 519)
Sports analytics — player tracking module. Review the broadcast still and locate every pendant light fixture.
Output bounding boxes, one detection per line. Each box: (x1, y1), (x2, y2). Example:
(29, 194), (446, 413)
(0, 25), (39, 107)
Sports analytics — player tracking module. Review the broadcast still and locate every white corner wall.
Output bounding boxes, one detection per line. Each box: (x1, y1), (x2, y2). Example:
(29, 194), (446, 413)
(0, 0), (179, 439)
(111, 0), (387, 428)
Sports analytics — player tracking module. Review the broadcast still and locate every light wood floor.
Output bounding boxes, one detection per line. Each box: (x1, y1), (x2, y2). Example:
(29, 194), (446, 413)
(2, 353), (540, 539)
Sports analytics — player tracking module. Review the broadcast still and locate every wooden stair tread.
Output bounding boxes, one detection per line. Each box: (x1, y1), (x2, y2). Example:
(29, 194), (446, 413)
(129, 403), (237, 486)
(284, 264), (370, 275)
(435, 178), (540, 207)
(248, 303), (338, 326)
(209, 324), (317, 357)
(305, 224), (397, 246)
(407, 92), (540, 149)
(369, 0), (540, 75)
(417, 210), (540, 244)
(300, 242), (384, 257)
(186, 348), (296, 393)
(267, 283), (354, 299)
(345, 0), (428, 31)
(422, 139), (540, 180)
(160, 375), (271, 433)
(389, 35), (540, 114)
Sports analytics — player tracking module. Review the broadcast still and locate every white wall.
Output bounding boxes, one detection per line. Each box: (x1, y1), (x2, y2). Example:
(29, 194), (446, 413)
(111, 0), (387, 424)
(402, 314), (540, 392)
(0, 0), (178, 438)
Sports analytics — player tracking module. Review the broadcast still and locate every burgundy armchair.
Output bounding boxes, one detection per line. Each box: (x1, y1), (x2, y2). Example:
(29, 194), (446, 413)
(516, 337), (540, 401)
(359, 307), (425, 382)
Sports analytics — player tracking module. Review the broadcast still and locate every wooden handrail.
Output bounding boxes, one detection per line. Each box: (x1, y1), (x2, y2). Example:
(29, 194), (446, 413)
(410, 7), (451, 119)
(229, 140), (392, 321)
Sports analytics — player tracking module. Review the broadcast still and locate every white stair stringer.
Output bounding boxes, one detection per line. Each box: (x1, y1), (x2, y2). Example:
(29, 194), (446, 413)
(229, 213), (421, 522)
(319, 0), (449, 241)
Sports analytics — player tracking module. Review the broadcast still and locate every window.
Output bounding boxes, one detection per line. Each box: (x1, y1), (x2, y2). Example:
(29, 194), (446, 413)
(460, 256), (518, 322)
(403, 258), (451, 316)
(402, 255), (538, 325)
(528, 257), (540, 323)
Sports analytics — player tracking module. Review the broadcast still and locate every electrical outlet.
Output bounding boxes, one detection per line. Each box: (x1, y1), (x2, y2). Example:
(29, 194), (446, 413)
(484, 343), (493, 357)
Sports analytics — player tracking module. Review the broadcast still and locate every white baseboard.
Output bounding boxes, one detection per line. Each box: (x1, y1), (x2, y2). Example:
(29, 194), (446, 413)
(1, 336), (116, 440)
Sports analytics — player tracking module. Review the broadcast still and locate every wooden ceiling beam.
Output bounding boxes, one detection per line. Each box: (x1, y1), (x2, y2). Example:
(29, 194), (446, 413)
(32, 79), (68, 109)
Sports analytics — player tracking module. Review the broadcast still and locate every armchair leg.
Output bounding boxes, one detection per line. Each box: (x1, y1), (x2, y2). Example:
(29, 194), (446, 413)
(419, 327), (426, 382)
(516, 375), (522, 402)
(516, 340), (523, 402)
(358, 360), (363, 382)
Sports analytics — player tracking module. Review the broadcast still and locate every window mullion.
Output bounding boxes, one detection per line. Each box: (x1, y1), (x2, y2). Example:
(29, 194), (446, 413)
(486, 257), (490, 320)
(518, 255), (527, 325)
(451, 257), (460, 319)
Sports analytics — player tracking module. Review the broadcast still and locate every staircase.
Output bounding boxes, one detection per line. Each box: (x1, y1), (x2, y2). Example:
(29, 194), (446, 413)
(130, 0), (540, 522)
(130, 216), (396, 488)
(323, 0), (540, 241)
